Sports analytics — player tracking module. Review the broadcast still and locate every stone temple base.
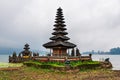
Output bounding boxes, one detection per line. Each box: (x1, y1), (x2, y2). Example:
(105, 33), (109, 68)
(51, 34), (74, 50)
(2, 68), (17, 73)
(9, 54), (92, 63)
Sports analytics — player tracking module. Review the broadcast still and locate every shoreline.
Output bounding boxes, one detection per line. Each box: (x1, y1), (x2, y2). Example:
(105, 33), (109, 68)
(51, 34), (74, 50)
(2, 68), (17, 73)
(0, 66), (120, 71)
(0, 66), (120, 80)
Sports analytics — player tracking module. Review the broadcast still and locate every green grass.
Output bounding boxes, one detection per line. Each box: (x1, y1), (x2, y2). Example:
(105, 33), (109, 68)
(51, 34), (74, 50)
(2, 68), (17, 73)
(0, 62), (23, 68)
(70, 61), (100, 67)
(24, 60), (65, 67)
(0, 66), (118, 80)
(23, 60), (100, 70)
(0, 60), (100, 69)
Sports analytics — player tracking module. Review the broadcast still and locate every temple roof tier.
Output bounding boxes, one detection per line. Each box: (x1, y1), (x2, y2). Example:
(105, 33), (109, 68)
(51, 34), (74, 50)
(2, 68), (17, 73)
(43, 7), (76, 49)
(55, 15), (64, 18)
(43, 41), (76, 48)
(52, 31), (68, 35)
(55, 17), (64, 20)
(24, 44), (30, 50)
(50, 35), (70, 40)
(53, 27), (66, 30)
(55, 20), (65, 23)
(54, 24), (66, 27)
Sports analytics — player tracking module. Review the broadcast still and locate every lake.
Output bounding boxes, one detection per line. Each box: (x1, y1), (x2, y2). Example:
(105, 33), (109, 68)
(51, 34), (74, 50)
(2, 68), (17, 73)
(92, 55), (120, 70)
(0, 54), (120, 70)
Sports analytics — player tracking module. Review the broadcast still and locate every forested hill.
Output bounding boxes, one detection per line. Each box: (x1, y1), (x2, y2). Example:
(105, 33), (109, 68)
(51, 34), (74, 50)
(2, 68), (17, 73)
(109, 47), (120, 54)
(83, 47), (120, 55)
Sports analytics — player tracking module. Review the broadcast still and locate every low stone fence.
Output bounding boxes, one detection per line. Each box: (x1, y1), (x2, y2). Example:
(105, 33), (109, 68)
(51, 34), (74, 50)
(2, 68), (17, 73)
(9, 55), (92, 63)
(33, 56), (92, 62)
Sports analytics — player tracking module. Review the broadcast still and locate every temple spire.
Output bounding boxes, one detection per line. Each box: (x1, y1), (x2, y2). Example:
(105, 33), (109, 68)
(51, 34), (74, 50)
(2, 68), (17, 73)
(43, 7), (76, 56)
(51, 7), (69, 41)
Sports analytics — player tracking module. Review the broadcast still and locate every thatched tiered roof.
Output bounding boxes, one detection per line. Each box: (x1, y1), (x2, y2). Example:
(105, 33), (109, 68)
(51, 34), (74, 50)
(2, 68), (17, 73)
(43, 7), (76, 48)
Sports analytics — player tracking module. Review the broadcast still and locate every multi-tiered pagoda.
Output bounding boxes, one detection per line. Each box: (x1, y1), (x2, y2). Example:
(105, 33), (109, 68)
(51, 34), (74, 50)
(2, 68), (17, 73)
(43, 7), (76, 56)
(9, 8), (93, 63)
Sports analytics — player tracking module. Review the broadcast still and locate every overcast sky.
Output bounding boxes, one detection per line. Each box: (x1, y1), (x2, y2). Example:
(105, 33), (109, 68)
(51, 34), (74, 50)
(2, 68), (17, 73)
(0, 0), (120, 52)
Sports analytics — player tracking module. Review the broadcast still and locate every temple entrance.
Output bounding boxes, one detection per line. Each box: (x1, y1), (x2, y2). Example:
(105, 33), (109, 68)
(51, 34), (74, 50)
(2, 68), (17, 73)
(52, 48), (67, 56)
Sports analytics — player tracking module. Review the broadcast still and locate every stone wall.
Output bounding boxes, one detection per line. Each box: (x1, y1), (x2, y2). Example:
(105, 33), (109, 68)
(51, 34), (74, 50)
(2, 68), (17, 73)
(9, 54), (92, 63)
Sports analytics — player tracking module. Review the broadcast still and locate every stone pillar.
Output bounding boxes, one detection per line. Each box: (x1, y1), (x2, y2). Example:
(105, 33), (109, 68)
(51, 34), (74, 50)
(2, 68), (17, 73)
(89, 53), (92, 60)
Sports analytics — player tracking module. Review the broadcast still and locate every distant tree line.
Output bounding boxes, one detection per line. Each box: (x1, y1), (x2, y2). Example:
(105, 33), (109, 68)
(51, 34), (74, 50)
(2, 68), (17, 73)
(109, 47), (120, 54)
(83, 47), (120, 55)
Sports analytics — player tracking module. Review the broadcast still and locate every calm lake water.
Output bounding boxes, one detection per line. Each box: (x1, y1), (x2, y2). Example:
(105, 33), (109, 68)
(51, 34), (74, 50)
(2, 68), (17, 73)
(92, 55), (120, 70)
(0, 54), (120, 70)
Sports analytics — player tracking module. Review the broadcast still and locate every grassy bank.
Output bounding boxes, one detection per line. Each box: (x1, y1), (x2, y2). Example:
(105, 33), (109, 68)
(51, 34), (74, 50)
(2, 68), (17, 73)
(0, 66), (120, 80)
(23, 60), (101, 70)
(0, 61), (115, 80)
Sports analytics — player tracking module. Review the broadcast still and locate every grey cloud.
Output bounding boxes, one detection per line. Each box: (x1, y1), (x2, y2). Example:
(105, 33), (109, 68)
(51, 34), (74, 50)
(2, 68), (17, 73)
(0, 0), (120, 52)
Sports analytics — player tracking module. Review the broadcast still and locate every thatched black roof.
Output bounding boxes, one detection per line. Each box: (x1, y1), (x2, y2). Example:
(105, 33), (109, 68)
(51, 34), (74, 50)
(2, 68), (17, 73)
(43, 7), (76, 48)
(53, 27), (66, 30)
(52, 31), (68, 35)
(20, 44), (32, 56)
(53, 23), (66, 27)
(24, 44), (30, 50)
(50, 35), (70, 40)
(43, 41), (76, 48)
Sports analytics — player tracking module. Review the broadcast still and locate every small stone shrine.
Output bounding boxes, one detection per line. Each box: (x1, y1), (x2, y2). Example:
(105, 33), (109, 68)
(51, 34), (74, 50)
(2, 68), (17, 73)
(9, 44), (32, 63)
